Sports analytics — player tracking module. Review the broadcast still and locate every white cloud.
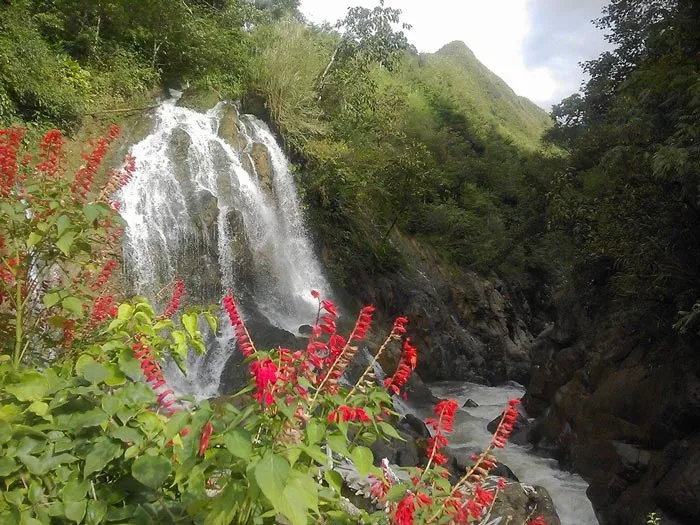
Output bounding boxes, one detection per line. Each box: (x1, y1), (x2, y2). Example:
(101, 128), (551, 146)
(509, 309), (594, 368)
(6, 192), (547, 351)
(299, 0), (607, 109)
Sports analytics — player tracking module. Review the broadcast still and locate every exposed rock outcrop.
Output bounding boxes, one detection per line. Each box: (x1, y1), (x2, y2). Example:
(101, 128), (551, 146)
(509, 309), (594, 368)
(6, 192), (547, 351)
(523, 288), (700, 525)
(345, 236), (544, 386)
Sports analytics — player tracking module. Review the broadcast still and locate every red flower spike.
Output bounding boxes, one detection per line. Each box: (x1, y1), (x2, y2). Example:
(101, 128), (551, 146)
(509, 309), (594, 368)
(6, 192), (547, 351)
(198, 422), (213, 456)
(163, 280), (185, 317)
(529, 515), (547, 525)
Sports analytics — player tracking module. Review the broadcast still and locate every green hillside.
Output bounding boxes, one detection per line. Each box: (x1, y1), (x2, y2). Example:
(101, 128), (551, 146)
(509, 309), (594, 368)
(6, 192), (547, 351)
(422, 41), (552, 149)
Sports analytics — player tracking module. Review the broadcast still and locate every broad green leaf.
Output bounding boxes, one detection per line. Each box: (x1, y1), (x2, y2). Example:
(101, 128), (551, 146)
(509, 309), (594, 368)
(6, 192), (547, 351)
(306, 420), (324, 446)
(27, 401), (49, 418)
(181, 313), (198, 338)
(302, 445), (329, 465)
(20, 516), (43, 525)
(82, 363), (108, 385)
(351, 446), (373, 476)
(63, 480), (90, 502)
(65, 500), (87, 523)
(104, 363), (126, 386)
(85, 500), (107, 525)
(27, 232), (43, 248)
(164, 411), (190, 440)
(110, 426), (143, 445)
(203, 312), (218, 333)
(117, 303), (134, 321)
(378, 422), (404, 440)
(62, 296), (84, 318)
(223, 429), (253, 460)
(327, 434), (351, 457)
(83, 203), (103, 223)
(84, 438), (122, 478)
(0, 421), (11, 444)
(254, 452), (290, 508)
(56, 231), (75, 256)
(324, 469), (343, 494)
(132, 455), (172, 489)
(56, 215), (71, 237)
(6, 372), (49, 401)
(42, 292), (61, 308)
(0, 456), (18, 476)
(28, 480), (43, 504)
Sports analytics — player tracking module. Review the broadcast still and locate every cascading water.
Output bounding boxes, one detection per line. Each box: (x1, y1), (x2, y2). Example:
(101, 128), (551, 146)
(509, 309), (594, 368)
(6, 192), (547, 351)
(118, 93), (330, 397)
(412, 382), (599, 525)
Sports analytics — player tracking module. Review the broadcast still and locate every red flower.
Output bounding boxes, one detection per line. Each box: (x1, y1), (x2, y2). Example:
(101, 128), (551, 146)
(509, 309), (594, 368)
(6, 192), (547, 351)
(163, 280), (185, 317)
(223, 294), (256, 357)
(198, 422), (213, 456)
(529, 515), (547, 525)
(0, 127), (24, 197)
(310, 289), (320, 299)
(91, 259), (118, 290)
(384, 338), (418, 395)
(132, 342), (178, 415)
(250, 358), (278, 406)
(491, 399), (520, 449)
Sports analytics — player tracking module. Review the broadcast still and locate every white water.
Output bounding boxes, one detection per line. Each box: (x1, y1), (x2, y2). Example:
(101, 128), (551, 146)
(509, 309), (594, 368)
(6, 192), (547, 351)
(413, 381), (598, 525)
(119, 94), (330, 396)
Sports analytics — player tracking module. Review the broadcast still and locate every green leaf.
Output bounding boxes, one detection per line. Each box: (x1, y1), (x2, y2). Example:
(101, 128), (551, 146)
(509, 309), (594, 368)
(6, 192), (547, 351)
(324, 469), (343, 494)
(85, 500), (107, 525)
(65, 500), (87, 523)
(42, 292), (62, 309)
(164, 412), (190, 441)
(327, 434), (351, 457)
(27, 232), (43, 248)
(104, 363), (126, 387)
(117, 303), (134, 321)
(0, 421), (11, 444)
(181, 313), (198, 338)
(56, 231), (75, 256)
(6, 372), (49, 401)
(84, 438), (122, 478)
(223, 429), (253, 460)
(302, 445), (329, 465)
(63, 480), (90, 502)
(132, 455), (172, 489)
(254, 452), (290, 508)
(306, 420), (324, 446)
(81, 362), (109, 385)
(378, 422), (404, 440)
(0, 456), (18, 476)
(351, 446), (373, 476)
(203, 312), (218, 333)
(110, 426), (143, 445)
(83, 203), (103, 223)
(56, 215), (72, 237)
(62, 296), (84, 318)
(27, 401), (49, 418)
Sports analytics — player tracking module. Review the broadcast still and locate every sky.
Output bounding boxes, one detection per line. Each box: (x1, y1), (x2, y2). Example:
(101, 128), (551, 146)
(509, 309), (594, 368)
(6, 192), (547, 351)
(299, 0), (611, 111)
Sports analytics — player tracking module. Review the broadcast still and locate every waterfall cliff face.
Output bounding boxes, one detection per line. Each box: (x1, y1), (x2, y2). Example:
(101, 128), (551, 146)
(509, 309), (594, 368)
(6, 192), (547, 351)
(118, 94), (330, 397)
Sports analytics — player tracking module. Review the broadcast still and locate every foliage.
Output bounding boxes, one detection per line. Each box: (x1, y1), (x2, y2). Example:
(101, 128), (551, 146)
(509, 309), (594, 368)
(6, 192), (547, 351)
(0, 127), (531, 525)
(544, 0), (700, 328)
(248, 11), (558, 292)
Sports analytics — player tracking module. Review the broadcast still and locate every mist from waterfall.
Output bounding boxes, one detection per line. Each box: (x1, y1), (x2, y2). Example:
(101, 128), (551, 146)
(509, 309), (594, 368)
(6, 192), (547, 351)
(118, 93), (330, 398)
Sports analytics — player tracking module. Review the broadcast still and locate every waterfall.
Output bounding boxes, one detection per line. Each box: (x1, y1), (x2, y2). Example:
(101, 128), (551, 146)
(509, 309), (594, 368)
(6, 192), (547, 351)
(118, 93), (330, 397)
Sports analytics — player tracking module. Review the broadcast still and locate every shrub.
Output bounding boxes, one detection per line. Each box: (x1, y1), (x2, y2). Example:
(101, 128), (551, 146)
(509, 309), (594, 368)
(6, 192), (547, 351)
(0, 128), (540, 524)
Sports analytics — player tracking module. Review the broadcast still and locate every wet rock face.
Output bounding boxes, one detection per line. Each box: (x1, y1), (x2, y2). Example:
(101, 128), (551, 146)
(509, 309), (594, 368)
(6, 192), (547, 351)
(346, 240), (543, 386)
(523, 287), (700, 525)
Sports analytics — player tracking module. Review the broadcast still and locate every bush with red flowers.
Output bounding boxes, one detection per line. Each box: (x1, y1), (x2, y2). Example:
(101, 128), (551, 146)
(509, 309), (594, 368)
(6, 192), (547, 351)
(0, 127), (538, 525)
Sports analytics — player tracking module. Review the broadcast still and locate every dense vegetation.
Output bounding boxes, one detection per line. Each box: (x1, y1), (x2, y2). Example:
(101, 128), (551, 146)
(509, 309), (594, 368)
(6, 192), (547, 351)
(0, 128), (527, 524)
(544, 0), (700, 337)
(1, 0), (565, 297)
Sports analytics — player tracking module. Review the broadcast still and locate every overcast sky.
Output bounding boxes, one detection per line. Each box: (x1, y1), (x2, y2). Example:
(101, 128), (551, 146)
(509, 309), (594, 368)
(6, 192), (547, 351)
(299, 0), (610, 111)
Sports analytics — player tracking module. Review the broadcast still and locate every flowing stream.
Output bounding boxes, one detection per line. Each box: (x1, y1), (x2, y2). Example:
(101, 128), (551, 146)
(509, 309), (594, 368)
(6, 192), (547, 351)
(119, 93), (330, 397)
(411, 382), (599, 525)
